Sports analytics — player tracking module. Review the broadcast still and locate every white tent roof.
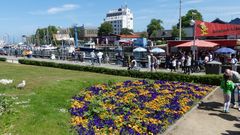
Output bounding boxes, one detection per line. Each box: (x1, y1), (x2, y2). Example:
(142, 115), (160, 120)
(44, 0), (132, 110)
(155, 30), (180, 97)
(150, 48), (165, 53)
(133, 47), (147, 52)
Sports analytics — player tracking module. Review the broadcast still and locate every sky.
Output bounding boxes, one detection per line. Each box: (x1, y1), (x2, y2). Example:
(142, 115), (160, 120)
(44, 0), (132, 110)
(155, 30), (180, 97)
(0, 0), (240, 42)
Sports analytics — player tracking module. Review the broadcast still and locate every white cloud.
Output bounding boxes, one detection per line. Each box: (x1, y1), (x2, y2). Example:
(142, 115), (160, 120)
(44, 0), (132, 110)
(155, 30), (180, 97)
(184, 0), (203, 4)
(47, 4), (79, 14)
(29, 4), (79, 15)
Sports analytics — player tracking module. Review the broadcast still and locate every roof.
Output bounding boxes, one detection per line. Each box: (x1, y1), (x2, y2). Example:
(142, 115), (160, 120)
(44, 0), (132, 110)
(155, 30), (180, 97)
(211, 18), (227, 24)
(119, 34), (140, 38)
(229, 18), (240, 25)
(150, 30), (172, 38)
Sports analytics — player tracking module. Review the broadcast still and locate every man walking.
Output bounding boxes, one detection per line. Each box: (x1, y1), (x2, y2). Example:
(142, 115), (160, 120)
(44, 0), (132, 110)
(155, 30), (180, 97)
(90, 50), (96, 65)
(225, 69), (240, 110)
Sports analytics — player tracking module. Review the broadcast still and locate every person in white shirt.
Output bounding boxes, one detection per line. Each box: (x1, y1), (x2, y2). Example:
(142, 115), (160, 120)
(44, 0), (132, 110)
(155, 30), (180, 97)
(128, 56), (138, 70)
(90, 50), (96, 65)
(186, 55), (192, 74)
(209, 52), (213, 62)
(97, 52), (103, 65)
(204, 55), (209, 64)
(150, 54), (157, 72)
(171, 56), (177, 72)
(147, 55), (151, 71)
(231, 54), (238, 71)
(82, 52), (86, 62)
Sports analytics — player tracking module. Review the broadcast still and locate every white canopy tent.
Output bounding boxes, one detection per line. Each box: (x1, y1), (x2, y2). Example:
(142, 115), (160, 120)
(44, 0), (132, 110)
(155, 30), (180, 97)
(133, 47), (147, 52)
(150, 48), (165, 53)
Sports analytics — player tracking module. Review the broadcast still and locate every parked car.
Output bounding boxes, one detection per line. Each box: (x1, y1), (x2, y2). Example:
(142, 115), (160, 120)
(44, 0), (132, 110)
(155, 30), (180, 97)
(0, 49), (7, 55)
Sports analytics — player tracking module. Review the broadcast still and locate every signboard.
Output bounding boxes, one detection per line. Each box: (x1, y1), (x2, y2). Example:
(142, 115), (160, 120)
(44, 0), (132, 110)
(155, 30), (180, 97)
(195, 20), (240, 37)
(54, 34), (70, 41)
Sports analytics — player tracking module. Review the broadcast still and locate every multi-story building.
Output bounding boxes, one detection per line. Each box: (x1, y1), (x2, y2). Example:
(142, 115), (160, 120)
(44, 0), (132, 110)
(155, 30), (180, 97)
(79, 25), (98, 40)
(104, 6), (133, 35)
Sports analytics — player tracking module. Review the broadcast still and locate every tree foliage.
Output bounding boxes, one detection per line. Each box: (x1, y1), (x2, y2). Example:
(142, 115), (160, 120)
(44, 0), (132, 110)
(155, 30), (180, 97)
(147, 19), (164, 38)
(98, 22), (113, 36)
(35, 26), (58, 45)
(171, 25), (186, 39)
(140, 32), (148, 38)
(181, 9), (203, 27)
(120, 28), (134, 35)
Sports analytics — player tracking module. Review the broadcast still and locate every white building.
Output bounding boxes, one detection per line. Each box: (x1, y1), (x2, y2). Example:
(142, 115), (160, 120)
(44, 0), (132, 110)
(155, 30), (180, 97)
(104, 6), (133, 35)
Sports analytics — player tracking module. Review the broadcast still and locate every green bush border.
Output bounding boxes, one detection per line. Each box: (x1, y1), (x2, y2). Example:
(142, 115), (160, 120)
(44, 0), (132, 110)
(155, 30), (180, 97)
(0, 57), (7, 61)
(18, 59), (222, 85)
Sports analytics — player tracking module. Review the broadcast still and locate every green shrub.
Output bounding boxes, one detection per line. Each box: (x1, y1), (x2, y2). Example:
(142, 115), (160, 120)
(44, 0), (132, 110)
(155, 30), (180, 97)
(18, 59), (222, 85)
(0, 57), (7, 62)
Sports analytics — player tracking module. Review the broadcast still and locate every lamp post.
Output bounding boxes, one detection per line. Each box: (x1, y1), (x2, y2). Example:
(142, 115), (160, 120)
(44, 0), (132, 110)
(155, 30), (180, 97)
(179, 0), (182, 41)
(190, 19), (196, 61)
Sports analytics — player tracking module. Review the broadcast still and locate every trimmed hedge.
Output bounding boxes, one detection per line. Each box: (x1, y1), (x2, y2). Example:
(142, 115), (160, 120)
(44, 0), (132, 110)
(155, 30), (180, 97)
(18, 59), (222, 85)
(0, 57), (7, 61)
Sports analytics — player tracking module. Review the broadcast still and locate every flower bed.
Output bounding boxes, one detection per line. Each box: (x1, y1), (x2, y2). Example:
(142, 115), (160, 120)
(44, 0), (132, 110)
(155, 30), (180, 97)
(70, 80), (214, 134)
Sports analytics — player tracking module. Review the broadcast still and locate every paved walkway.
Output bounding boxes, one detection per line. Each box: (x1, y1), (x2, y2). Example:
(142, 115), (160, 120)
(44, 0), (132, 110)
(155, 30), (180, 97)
(165, 89), (240, 135)
(1, 55), (206, 76)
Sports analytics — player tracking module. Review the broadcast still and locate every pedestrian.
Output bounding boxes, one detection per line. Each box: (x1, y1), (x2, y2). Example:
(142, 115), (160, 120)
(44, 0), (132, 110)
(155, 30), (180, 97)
(128, 56), (138, 70)
(71, 51), (75, 61)
(224, 69), (240, 110)
(97, 51), (103, 65)
(115, 53), (122, 65)
(220, 73), (235, 113)
(231, 54), (238, 71)
(147, 54), (151, 71)
(105, 54), (109, 64)
(80, 52), (85, 62)
(157, 57), (161, 69)
(181, 54), (186, 73)
(186, 54), (192, 74)
(150, 54), (157, 72)
(15, 49), (18, 57)
(171, 56), (177, 72)
(90, 50), (96, 65)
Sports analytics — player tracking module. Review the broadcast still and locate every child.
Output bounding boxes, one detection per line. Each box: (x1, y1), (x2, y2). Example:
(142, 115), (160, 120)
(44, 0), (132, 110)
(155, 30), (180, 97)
(220, 74), (235, 113)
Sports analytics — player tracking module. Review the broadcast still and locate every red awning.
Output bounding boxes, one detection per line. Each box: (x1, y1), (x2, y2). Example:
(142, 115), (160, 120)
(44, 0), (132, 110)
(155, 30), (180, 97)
(175, 40), (219, 48)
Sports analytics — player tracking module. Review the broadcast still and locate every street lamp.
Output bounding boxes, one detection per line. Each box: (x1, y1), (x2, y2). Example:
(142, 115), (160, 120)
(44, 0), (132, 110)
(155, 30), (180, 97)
(179, 0), (182, 41)
(190, 19), (196, 60)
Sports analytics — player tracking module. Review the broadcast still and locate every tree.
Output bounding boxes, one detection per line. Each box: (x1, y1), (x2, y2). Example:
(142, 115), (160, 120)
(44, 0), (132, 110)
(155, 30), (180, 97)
(147, 19), (164, 38)
(35, 26), (58, 45)
(140, 32), (148, 38)
(181, 9), (203, 27)
(171, 25), (186, 39)
(120, 28), (134, 35)
(98, 22), (113, 36)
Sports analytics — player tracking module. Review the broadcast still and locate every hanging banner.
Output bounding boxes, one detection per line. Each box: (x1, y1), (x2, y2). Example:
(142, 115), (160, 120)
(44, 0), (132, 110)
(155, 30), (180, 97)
(195, 20), (240, 37)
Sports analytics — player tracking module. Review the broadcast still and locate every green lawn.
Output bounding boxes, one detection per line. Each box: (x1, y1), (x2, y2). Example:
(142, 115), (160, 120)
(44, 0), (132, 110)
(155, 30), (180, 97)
(0, 62), (134, 135)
